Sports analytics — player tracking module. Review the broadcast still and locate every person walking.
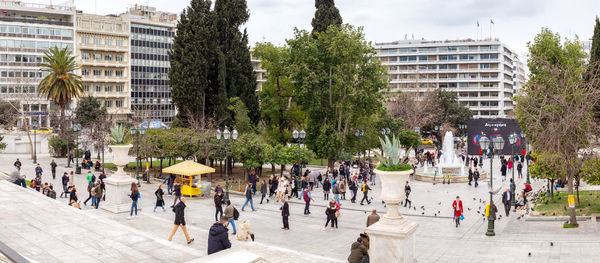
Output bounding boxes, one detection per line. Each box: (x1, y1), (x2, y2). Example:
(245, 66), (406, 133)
(517, 162), (523, 179)
(473, 168), (480, 187)
(332, 181), (341, 204)
(308, 171), (316, 190)
(224, 200), (237, 235)
(322, 177), (331, 200)
(154, 184), (166, 212)
(60, 172), (69, 198)
(83, 180), (94, 206)
(452, 196), (463, 227)
(98, 172), (106, 201)
(366, 209), (380, 227)
(207, 216), (231, 255)
(360, 183), (372, 205)
(50, 159), (57, 180)
(127, 183), (140, 219)
(214, 191), (224, 221)
(241, 183), (256, 212)
(403, 181), (412, 208)
(349, 177), (358, 203)
(168, 197), (194, 244)
(280, 197), (289, 230)
(172, 179), (182, 208)
(260, 180), (269, 204)
(303, 188), (314, 215)
(500, 160), (507, 182)
(502, 187), (511, 216)
(92, 181), (102, 209)
(167, 174), (175, 195)
(323, 201), (338, 231)
(69, 185), (78, 206)
(35, 163), (43, 180)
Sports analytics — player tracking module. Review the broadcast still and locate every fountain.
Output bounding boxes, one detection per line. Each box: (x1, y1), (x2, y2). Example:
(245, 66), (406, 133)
(415, 131), (486, 183)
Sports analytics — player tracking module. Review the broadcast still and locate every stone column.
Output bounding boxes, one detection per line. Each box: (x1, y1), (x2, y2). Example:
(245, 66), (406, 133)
(102, 145), (139, 213)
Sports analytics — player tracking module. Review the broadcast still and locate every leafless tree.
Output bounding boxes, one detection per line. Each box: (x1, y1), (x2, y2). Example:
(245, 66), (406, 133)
(387, 92), (440, 130)
(515, 57), (600, 226)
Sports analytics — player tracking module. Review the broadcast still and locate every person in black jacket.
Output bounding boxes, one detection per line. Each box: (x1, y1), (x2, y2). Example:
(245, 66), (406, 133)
(168, 197), (194, 244)
(280, 197), (289, 230)
(241, 183), (255, 212)
(207, 216), (232, 255)
(154, 184), (165, 212)
(260, 180), (269, 204)
(214, 191), (224, 221)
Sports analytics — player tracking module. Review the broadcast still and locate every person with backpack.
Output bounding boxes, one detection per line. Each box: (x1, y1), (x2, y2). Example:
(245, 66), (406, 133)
(360, 183), (372, 205)
(241, 183), (255, 212)
(303, 188), (314, 215)
(224, 200), (237, 235)
(168, 197), (194, 244)
(349, 177), (358, 203)
(92, 181), (103, 209)
(154, 184), (166, 212)
(127, 183), (140, 219)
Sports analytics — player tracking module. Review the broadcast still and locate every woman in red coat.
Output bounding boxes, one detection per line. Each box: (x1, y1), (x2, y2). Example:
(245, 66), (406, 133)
(452, 196), (463, 227)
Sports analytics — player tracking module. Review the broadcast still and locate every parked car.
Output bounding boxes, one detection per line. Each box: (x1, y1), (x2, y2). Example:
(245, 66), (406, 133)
(421, 139), (434, 145)
(30, 127), (52, 133)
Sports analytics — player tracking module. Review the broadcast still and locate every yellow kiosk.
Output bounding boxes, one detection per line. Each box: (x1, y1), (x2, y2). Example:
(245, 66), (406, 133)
(162, 160), (215, 197)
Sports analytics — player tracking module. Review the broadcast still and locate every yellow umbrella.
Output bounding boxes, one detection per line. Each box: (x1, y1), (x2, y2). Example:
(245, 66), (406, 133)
(162, 160), (215, 196)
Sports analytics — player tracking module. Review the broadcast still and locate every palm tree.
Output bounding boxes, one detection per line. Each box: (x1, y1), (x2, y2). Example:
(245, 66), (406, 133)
(37, 47), (83, 132)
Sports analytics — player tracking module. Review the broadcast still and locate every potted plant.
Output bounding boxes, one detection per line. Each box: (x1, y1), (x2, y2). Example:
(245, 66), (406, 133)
(108, 124), (132, 177)
(373, 134), (413, 220)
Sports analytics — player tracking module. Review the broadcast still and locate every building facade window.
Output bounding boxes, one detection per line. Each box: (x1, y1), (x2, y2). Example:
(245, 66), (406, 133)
(82, 52), (90, 60)
(94, 53), (101, 60)
(105, 39), (112, 46)
(82, 37), (90, 44)
(116, 55), (123, 62)
(104, 70), (112, 76)
(115, 70), (123, 77)
(93, 69), (101, 76)
(105, 85), (112, 92)
(82, 69), (90, 76)
(104, 100), (112, 108)
(94, 38), (101, 44)
(105, 55), (112, 61)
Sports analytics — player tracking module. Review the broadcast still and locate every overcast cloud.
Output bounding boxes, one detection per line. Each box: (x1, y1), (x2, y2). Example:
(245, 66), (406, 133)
(60, 0), (600, 56)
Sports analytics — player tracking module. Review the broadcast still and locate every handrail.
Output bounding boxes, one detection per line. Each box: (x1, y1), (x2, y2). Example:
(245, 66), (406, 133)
(0, 241), (29, 263)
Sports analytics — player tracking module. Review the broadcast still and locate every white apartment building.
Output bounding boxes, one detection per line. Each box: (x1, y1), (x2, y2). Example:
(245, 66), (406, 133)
(376, 38), (522, 118)
(0, 0), (75, 128)
(76, 12), (131, 122)
(250, 49), (266, 91)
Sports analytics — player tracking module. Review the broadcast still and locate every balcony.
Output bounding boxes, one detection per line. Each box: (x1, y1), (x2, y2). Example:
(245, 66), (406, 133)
(78, 42), (128, 52)
(80, 59), (128, 68)
(0, 16), (73, 27)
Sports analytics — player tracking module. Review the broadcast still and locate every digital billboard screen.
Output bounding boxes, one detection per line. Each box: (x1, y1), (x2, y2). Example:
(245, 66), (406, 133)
(467, 118), (526, 155)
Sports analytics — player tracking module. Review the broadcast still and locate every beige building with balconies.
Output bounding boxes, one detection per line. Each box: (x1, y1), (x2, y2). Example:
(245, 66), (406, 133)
(76, 12), (131, 122)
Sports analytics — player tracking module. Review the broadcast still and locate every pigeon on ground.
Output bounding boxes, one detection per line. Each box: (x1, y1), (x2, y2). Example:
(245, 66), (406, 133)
(422, 212), (425, 215)
(528, 252), (531, 257)
(434, 213), (437, 217)
(414, 206), (416, 211)
(468, 208), (471, 211)
(550, 242), (553, 246)
(477, 211), (480, 214)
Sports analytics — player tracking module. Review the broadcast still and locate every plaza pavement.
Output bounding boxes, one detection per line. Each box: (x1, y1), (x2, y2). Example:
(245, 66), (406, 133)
(1, 153), (600, 262)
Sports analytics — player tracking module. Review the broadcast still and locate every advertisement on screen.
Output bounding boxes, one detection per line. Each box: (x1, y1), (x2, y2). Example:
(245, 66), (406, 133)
(467, 118), (526, 155)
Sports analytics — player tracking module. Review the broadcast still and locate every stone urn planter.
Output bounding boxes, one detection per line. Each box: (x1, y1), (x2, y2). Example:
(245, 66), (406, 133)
(375, 168), (412, 220)
(367, 168), (418, 263)
(103, 144), (136, 213)
(109, 144), (132, 177)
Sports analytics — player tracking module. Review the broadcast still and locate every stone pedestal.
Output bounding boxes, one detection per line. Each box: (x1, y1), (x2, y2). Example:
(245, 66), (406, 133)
(102, 175), (138, 213)
(101, 144), (139, 213)
(365, 217), (418, 263)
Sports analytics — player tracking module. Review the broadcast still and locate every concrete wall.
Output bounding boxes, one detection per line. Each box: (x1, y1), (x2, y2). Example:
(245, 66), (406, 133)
(0, 131), (49, 155)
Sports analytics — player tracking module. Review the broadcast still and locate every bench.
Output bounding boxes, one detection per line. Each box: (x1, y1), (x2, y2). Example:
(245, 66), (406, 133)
(591, 213), (600, 222)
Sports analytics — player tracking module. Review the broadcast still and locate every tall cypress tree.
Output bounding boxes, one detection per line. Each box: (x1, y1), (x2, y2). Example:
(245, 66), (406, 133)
(590, 17), (600, 65)
(169, 0), (214, 124)
(311, 0), (343, 34)
(591, 17), (600, 120)
(170, 0), (259, 125)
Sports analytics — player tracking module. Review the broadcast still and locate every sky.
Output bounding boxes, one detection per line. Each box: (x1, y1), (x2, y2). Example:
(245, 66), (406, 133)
(57, 0), (600, 57)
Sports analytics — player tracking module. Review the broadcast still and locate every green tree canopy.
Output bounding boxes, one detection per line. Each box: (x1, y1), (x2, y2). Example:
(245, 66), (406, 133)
(74, 96), (107, 128)
(287, 24), (388, 167)
(253, 42), (305, 145)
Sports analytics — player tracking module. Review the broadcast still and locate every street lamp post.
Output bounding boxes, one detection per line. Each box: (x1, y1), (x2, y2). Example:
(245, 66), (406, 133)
(355, 129), (364, 160)
(521, 132), (531, 184)
(130, 127), (146, 187)
(434, 125), (444, 149)
(32, 120), (38, 164)
(508, 133), (517, 206)
(71, 124), (82, 174)
(216, 127), (238, 201)
(293, 129), (306, 178)
(479, 135), (505, 237)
